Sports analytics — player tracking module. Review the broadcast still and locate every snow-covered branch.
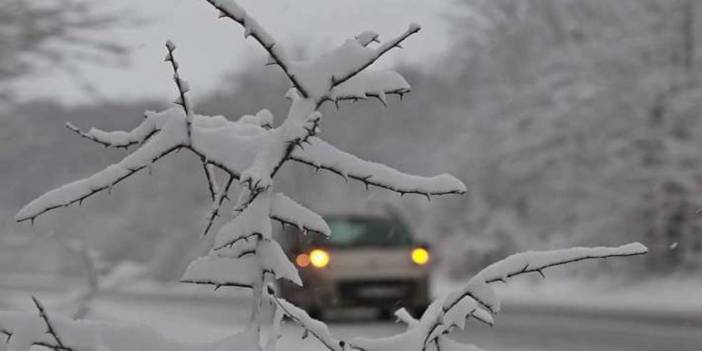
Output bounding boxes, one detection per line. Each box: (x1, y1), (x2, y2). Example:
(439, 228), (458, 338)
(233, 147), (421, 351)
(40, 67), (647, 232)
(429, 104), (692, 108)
(0, 306), (208, 351)
(204, 0), (309, 98)
(268, 293), (346, 351)
(269, 193), (331, 236)
(31, 297), (70, 351)
(442, 243), (649, 314)
(290, 137), (467, 198)
(64, 110), (166, 149)
(182, 239), (301, 288)
(165, 40), (194, 143)
(329, 24), (421, 91)
(16, 140), (183, 223)
(325, 70), (411, 108)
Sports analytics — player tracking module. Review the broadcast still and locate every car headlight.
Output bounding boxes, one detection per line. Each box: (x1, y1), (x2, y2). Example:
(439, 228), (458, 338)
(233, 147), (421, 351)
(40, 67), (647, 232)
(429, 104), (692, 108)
(309, 249), (330, 268)
(411, 247), (430, 265)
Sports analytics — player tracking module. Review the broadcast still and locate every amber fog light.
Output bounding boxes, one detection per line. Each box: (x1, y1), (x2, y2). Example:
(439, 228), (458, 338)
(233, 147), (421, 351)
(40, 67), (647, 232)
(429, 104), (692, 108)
(309, 249), (330, 268)
(295, 253), (310, 268)
(411, 247), (430, 265)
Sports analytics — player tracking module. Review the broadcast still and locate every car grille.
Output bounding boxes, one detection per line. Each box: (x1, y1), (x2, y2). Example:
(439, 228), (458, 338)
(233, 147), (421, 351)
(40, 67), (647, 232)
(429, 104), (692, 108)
(338, 280), (417, 304)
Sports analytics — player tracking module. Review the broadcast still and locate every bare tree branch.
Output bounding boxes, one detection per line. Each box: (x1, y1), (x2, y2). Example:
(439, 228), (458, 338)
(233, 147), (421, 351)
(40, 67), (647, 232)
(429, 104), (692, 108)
(0, 327), (70, 351)
(165, 40), (194, 143)
(179, 279), (253, 290)
(202, 174), (235, 236)
(31, 296), (72, 351)
(204, 0), (309, 98)
(202, 161), (219, 202)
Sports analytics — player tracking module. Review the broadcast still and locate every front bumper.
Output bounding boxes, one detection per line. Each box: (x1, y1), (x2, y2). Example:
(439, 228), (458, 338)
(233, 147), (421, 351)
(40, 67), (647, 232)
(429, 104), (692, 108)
(281, 275), (429, 310)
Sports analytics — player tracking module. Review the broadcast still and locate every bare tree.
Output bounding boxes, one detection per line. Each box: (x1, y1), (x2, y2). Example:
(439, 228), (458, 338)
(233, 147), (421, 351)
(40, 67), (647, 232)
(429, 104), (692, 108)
(1, 1), (647, 350)
(0, 0), (128, 100)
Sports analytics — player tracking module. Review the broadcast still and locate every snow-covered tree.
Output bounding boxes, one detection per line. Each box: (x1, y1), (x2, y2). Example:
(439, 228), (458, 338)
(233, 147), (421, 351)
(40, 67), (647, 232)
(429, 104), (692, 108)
(431, 0), (702, 273)
(2, 1), (648, 350)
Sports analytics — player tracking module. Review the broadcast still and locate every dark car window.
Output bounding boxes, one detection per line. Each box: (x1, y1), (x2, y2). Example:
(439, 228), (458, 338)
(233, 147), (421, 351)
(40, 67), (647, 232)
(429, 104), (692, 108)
(312, 217), (413, 248)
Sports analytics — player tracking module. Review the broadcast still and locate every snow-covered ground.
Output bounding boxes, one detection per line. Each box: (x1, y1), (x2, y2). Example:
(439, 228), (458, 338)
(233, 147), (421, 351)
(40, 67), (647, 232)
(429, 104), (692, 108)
(433, 274), (702, 318)
(1, 274), (701, 350)
(3, 273), (702, 318)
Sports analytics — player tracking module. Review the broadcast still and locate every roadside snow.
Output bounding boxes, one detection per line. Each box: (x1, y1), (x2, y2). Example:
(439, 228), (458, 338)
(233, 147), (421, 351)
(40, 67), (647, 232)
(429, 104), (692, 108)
(433, 274), (702, 317)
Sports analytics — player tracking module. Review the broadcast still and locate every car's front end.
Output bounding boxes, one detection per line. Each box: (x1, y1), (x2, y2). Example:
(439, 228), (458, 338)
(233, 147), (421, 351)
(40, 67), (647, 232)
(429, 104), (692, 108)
(280, 215), (431, 319)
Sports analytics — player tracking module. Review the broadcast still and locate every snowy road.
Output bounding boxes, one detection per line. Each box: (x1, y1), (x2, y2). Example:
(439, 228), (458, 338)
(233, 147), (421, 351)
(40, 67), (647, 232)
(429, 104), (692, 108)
(70, 292), (702, 351)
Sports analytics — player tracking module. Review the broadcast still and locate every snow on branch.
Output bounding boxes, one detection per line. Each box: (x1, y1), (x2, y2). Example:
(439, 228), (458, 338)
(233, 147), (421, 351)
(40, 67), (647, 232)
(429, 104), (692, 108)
(269, 193), (331, 236)
(183, 240), (301, 288)
(443, 243), (649, 315)
(65, 110), (167, 149)
(213, 189), (272, 250)
(326, 70), (411, 107)
(180, 255), (260, 289)
(290, 137), (467, 198)
(17, 107), (279, 224)
(205, 0), (309, 98)
(268, 295), (345, 351)
(165, 40), (194, 143)
(31, 297), (69, 350)
(329, 24), (420, 91)
(0, 307), (206, 351)
(16, 136), (184, 223)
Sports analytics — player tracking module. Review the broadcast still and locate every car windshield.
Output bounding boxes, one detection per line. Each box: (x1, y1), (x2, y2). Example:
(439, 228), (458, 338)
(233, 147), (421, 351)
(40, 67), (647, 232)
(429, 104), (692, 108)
(313, 217), (413, 248)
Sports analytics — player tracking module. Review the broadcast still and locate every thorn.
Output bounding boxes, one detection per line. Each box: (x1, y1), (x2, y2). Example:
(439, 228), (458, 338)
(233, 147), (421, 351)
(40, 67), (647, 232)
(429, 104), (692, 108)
(424, 193), (431, 202)
(218, 11), (227, 18)
(165, 40), (176, 51)
(302, 329), (309, 340)
(537, 269), (545, 279)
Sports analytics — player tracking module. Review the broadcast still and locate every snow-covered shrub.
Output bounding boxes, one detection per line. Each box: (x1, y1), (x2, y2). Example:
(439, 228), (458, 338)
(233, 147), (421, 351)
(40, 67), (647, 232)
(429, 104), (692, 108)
(3, 1), (648, 350)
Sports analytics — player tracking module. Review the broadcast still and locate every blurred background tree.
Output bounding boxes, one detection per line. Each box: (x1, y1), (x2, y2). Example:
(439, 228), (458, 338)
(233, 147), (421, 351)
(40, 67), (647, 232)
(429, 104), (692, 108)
(0, 0), (128, 102)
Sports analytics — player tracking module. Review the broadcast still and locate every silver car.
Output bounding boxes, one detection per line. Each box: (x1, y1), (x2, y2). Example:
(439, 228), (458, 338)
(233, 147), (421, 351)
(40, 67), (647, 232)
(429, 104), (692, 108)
(279, 214), (431, 320)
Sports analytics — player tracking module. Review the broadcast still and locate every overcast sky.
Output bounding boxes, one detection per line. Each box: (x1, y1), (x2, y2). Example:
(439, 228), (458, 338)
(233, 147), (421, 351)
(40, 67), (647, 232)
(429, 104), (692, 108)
(13, 0), (459, 105)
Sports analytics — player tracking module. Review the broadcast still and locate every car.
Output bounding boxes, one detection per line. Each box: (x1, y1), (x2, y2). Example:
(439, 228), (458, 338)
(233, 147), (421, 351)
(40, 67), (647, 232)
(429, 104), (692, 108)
(278, 213), (431, 320)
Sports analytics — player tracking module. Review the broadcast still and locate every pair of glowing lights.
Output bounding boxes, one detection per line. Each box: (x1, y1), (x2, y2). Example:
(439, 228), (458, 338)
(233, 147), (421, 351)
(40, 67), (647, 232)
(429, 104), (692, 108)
(295, 247), (430, 268)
